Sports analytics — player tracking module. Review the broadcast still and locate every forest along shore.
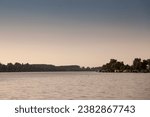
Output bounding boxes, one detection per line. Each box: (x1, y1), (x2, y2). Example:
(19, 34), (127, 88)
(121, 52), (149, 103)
(0, 58), (150, 73)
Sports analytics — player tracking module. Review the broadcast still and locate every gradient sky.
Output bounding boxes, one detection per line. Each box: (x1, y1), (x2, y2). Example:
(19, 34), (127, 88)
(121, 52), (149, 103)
(0, 0), (150, 67)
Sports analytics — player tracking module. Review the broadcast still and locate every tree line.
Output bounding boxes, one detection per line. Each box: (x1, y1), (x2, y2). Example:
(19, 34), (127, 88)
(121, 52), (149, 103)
(0, 58), (150, 72)
(100, 58), (150, 73)
(0, 63), (92, 72)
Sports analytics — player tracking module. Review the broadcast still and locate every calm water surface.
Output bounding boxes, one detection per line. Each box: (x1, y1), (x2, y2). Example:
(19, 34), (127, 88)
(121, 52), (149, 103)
(0, 72), (150, 99)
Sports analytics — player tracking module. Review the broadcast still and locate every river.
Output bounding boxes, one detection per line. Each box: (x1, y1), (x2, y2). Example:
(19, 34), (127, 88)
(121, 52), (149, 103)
(0, 72), (149, 99)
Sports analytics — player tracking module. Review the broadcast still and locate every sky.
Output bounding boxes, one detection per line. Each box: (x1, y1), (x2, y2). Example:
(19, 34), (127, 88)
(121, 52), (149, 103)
(0, 0), (150, 67)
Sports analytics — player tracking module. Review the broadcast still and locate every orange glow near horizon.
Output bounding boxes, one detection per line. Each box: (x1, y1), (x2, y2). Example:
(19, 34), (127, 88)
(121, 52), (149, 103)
(0, 21), (150, 67)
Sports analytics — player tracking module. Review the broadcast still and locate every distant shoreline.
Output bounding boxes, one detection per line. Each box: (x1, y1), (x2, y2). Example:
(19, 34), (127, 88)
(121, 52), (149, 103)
(0, 71), (150, 74)
(0, 58), (150, 73)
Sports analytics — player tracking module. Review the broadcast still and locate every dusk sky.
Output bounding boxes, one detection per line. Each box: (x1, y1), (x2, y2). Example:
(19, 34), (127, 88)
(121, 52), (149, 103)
(0, 0), (150, 67)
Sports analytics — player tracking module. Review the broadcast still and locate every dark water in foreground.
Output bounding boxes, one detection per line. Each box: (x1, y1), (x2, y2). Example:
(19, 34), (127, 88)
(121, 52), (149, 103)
(0, 72), (150, 99)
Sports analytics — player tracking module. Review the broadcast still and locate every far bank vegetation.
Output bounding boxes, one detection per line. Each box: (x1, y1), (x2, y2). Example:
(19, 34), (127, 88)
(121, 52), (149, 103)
(0, 58), (150, 73)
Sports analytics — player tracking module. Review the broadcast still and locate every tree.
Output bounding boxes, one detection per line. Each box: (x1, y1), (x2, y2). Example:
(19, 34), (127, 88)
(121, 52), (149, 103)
(141, 60), (148, 70)
(14, 62), (22, 71)
(110, 59), (117, 64)
(132, 58), (142, 71)
(147, 59), (150, 70)
(0, 63), (3, 72)
(7, 63), (14, 72)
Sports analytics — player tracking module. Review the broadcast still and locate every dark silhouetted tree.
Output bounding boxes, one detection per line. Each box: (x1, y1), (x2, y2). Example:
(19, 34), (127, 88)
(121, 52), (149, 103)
(132, 58), (142, 71)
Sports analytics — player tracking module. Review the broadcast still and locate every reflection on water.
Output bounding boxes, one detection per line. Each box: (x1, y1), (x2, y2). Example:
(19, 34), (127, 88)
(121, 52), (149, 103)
(0, 72), (150, 99)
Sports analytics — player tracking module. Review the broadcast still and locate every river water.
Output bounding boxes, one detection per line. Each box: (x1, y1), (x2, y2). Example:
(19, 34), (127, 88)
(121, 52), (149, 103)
(0, 72), (149, 99)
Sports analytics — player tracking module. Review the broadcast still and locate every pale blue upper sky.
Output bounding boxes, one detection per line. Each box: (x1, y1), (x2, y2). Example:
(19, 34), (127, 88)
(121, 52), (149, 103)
(0, 0), (150, 66)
